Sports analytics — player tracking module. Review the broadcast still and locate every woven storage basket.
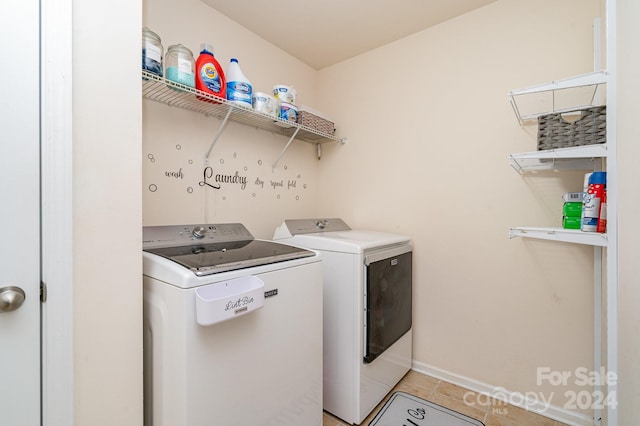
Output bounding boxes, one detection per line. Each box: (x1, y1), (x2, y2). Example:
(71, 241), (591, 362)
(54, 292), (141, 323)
(297, 110), (335, 135)
(537, 106), (606, 150)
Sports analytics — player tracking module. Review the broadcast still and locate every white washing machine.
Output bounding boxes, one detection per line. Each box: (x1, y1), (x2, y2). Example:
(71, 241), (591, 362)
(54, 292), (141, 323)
(143, 223), (323, 426)
(274, 218), (412, 425)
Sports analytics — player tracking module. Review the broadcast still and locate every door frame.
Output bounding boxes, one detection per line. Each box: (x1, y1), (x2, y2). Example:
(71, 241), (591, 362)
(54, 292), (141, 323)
(41, 0), (74, 424)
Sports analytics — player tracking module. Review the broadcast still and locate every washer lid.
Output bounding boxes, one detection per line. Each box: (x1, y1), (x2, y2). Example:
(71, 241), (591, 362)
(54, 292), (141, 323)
(144, 239), (315, 276)
(143, 223), (315, 276)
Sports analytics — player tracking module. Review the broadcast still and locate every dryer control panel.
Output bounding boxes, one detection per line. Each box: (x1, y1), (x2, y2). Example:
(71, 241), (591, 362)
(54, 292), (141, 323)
(276, 218), (351, 237)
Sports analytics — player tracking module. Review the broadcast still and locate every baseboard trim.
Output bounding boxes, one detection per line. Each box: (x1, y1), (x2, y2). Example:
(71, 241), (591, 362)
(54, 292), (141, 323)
(411, 361), (594, 426)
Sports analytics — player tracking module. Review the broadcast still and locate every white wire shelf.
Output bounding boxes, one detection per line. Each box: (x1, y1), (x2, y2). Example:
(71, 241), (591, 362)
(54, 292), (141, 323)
(142, 70), (344, 145)
(509, 144), (607, 173)
(509, 227), (608, 247)
(508, 70), (608, 125)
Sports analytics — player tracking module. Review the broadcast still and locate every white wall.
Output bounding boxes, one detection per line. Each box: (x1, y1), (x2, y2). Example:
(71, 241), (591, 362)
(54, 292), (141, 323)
(317, 0), (602, 420)
(616, 0), (640, 423)
(73, 0), (142, 424)
(142, 0), (323, 238)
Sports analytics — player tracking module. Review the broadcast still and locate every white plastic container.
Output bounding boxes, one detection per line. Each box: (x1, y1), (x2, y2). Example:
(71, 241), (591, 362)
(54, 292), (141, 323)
(252, 92), (277, 118)
(273, 84), (296, 104)
(195, 275), (265, 326)
(279, 102), (298, 124)
(226, 58), (253, 107)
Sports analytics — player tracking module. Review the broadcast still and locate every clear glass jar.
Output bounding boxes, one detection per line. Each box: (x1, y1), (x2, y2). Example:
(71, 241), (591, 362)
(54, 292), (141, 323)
(142, 27), (163, 77)
(165, 44), (195, 89)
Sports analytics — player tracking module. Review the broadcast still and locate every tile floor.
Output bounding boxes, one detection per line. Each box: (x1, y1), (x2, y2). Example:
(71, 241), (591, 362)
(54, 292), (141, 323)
(322, 370), (569, 426)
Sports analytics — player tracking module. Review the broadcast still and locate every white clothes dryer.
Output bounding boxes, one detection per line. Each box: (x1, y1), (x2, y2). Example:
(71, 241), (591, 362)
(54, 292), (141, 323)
(143, 223), (323, 426)
(274, 218), (412, 425)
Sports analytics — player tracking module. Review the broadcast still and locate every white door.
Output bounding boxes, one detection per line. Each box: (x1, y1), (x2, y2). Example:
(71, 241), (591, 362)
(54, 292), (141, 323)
(0, 1), (42, 425)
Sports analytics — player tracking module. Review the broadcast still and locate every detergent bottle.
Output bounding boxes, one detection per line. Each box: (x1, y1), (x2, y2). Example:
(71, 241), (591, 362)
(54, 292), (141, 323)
(226, 58), (253, 107)
(195, 43), (226, 102)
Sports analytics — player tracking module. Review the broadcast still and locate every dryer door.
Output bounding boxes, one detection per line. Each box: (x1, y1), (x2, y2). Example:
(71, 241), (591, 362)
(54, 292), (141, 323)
(364, 246), (412, 364)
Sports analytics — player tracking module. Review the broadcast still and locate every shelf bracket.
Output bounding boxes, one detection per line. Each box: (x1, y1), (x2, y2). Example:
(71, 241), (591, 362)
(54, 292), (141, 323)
(204, 105), (234, 162)
(508, 156), (524, 174)
(508, 96), (525, 126)
(272, 127), (300, 170)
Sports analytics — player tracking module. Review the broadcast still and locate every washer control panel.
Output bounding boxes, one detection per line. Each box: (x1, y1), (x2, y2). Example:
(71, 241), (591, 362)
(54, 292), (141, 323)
(143, 223), (254, 249)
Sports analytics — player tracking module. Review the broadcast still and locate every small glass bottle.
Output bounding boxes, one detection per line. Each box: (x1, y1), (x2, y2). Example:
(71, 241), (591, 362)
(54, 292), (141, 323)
(165, 44), (195, 89)
(142, 27), (163, 77)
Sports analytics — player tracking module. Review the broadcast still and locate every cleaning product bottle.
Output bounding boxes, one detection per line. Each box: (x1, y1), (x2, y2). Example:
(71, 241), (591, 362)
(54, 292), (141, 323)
(581, 171), (607, 233)
(226, 58), (253, 107)
(195, 44), (226, 102)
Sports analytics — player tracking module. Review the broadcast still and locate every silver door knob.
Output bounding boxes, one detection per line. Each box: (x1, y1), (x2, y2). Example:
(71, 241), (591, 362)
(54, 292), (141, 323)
(0, 286), (26, 313)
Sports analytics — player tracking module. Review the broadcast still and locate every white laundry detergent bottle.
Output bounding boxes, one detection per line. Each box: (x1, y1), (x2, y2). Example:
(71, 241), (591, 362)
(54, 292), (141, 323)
(226, 58), (253, 107)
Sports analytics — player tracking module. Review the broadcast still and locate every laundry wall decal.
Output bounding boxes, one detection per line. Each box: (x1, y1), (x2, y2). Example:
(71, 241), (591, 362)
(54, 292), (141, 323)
(145, 149), (308, 201)
(199, 166), (220, 189)
(215, 170), (248, 190)
(165, 168), (184, 179)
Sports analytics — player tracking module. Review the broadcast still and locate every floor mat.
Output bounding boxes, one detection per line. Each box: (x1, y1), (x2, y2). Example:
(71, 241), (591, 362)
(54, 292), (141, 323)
(368, 391), (485, 426)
